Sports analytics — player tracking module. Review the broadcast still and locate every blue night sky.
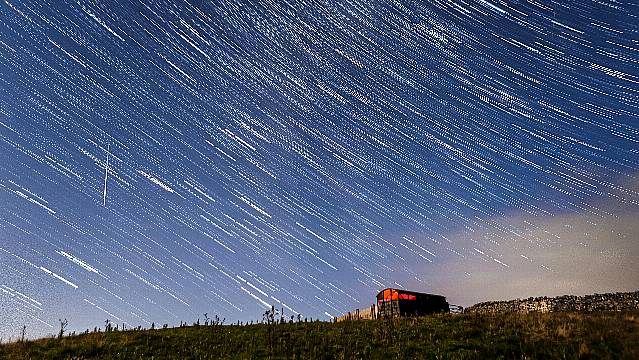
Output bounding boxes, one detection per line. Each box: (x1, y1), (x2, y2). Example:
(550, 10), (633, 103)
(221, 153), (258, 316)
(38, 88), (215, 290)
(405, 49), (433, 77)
(1, 0), (638, 339)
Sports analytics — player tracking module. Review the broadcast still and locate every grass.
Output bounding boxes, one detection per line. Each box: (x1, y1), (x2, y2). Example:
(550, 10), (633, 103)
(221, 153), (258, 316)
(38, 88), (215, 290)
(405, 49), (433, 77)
(1, 311), (638, 359)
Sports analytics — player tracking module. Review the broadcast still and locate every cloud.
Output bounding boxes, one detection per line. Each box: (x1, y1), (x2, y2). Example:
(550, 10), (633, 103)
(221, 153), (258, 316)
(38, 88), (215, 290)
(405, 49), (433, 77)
(406, 174), (639, 307)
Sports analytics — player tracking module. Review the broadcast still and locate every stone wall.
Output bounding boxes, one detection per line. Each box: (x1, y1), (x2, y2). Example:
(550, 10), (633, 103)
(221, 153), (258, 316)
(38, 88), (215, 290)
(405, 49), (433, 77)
(465, 291), (639, 314)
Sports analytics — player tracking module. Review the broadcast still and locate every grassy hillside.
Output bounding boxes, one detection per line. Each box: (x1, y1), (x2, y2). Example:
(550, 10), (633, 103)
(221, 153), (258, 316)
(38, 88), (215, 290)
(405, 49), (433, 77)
(1, 311), (638, 359)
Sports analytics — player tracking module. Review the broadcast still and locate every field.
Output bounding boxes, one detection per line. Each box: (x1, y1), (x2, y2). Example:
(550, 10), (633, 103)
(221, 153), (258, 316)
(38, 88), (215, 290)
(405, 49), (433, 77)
(1, 311), (638, 359)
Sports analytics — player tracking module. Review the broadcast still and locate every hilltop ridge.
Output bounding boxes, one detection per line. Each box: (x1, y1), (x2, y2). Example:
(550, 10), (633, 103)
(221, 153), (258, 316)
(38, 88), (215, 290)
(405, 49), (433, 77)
(1, 291), (638, 359)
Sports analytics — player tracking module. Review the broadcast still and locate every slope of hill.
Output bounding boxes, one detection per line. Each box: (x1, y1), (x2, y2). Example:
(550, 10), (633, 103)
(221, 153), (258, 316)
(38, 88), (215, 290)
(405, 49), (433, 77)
(1, 311), (638, 359)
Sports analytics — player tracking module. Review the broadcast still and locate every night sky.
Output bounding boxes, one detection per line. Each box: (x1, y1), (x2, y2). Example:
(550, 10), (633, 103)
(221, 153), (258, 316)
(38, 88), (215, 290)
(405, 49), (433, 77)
(1, 0), (638, 340)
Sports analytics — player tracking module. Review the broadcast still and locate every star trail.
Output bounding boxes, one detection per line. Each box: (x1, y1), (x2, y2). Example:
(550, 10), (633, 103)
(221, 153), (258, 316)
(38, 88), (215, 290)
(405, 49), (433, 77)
(1, 0), (638, 339)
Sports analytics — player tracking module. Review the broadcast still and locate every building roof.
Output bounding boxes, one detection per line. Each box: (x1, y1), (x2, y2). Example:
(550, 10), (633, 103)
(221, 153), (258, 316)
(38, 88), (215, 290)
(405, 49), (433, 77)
(376, 288), (446, 299)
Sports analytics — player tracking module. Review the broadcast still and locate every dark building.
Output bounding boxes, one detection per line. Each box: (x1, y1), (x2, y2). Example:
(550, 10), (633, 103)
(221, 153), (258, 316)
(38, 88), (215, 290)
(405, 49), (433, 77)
(376, 288), (449, 318)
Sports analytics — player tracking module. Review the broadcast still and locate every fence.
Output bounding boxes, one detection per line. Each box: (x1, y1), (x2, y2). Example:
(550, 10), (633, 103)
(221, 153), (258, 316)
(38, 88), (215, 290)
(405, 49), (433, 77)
(335, 304), (378, 322)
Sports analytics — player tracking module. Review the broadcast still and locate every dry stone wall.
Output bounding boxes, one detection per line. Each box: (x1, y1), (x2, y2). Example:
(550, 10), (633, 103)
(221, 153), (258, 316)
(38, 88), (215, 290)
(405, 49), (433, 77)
(465, 291), (639, 314)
